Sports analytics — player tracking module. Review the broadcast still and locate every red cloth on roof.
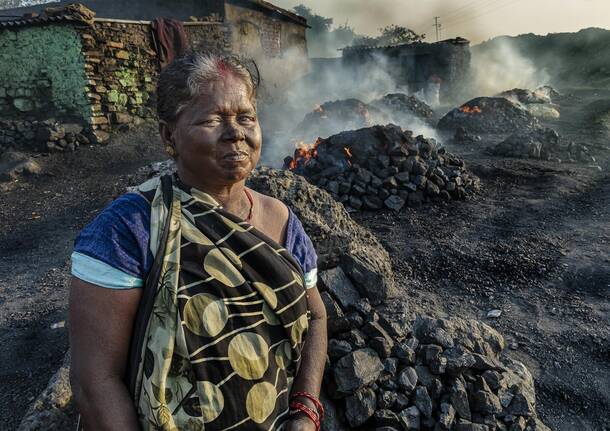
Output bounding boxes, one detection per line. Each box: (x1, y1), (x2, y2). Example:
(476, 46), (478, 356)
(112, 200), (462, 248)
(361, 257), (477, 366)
(151, 18), (188, 69)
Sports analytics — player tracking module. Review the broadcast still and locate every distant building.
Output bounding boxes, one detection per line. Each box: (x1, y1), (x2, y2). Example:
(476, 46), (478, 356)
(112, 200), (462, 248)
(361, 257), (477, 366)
(342, 38), (471, 102)
(0, 1), (308, 151)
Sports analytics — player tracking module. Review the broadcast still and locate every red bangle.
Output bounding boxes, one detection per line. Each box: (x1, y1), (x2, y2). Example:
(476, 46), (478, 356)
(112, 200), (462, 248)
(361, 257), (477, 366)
(291, 391), (325, 421)
(289, 401), (320, 430)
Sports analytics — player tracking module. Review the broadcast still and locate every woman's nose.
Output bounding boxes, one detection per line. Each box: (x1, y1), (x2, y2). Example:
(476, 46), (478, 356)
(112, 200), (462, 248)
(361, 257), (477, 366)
(222, 120), (245, 142)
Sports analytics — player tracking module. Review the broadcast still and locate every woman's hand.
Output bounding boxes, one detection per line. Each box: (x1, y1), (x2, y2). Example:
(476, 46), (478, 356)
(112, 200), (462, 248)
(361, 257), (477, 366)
(284, 416), (318, 431)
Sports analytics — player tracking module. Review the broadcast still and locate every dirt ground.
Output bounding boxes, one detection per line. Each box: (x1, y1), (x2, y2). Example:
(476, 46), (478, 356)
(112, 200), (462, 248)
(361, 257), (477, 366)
(0, 90), (609, 430)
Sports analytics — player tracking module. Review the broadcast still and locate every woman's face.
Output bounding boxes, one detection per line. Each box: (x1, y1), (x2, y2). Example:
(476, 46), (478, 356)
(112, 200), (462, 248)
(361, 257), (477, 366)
(165, 75), (262, 188)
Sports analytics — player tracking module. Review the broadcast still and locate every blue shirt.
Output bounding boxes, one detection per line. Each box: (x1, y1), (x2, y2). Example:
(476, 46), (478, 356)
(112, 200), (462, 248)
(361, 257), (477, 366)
(71, 193), (318, 289)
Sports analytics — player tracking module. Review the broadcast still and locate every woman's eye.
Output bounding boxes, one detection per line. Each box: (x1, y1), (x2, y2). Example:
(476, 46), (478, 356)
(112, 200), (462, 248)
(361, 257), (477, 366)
(200, 118), (221, 126)
(238, 115), (256, 124)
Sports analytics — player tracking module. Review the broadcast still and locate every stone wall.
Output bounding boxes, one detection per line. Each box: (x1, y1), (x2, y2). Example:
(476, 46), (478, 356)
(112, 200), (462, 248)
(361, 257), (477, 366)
(74, 19), (232, 142)
(76, 20), (159, 142)
(0, 24), (90, 121)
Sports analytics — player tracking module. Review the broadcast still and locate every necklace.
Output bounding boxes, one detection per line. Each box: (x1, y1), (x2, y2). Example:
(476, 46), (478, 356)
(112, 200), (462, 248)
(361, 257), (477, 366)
(244, 188), (254, 223)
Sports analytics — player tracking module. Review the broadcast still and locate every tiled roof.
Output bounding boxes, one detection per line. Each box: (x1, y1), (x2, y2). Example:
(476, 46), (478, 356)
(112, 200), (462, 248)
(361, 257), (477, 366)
(0, 13), (83, 28)
(234, 0), (307, 27)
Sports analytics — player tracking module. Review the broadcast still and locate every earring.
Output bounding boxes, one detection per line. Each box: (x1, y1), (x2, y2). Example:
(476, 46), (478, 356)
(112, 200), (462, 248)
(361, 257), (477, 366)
(165, 145), (176, 157)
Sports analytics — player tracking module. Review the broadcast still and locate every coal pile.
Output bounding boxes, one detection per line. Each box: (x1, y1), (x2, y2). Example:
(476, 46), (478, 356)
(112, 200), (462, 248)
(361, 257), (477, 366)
(497, 86), (559, 106)
(438, 98), (540, 134)
(284, 124), (480, 212)
(319, 270), (550, 431)
(489, 128), (598, 164)
(294, 99), (390, 141)
(371, 94), (435, 122)
(497, 87), (561, 120)
(489, 128), (560, 160)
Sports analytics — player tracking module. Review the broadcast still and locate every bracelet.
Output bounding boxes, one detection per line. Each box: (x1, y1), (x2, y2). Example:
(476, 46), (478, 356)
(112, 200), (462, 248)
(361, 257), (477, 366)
(291, 391), (325, 421)
(289, 401), (320, 430)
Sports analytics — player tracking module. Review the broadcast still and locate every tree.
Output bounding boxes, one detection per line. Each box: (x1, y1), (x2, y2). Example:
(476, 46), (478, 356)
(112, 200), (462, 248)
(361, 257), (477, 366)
(293, 4), (358, 57)
(353, 25), (425, 47)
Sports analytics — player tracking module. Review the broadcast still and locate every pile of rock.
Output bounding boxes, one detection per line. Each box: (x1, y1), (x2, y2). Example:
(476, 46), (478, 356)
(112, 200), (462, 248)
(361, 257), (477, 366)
(497, 86), (561, 120)
(489, 128), (560, 161)
(438, 98), (540, 134)
(293, 94), (435, 143)
(285, 124), (480, 212)
(319, 272), (549, 430)
(295, 99), (389, 142)
(371, 94), (435, 122)
(489, 128), (598, 164)
(566, 141), (597, 164)
(0, 119), (93, 152)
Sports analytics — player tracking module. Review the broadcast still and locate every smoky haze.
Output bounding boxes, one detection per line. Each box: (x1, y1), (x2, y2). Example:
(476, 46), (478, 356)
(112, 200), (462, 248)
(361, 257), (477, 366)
(273, 0), (610, 45)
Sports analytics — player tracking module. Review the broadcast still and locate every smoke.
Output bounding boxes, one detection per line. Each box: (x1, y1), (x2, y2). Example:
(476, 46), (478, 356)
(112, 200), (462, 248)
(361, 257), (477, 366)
(258, 49), (440, 166)
(469, 37), (550, 97)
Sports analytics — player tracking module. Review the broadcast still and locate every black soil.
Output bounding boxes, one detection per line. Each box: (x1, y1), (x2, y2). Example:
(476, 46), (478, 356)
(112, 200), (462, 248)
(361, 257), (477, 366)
(0, 123), (164, 429)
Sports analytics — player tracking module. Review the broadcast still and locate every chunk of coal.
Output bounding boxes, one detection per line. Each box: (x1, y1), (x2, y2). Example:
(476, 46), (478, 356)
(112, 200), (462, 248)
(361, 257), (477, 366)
(392, 342), (416, 365)
(345, 387), (376, 427)
(333, 348), (384, 394)
(398, 405), (421, 430)
(397, 366), (418, 394)
(374, 409), (401, 429)
(413, 386), (433, 418)
(384, 195), (405, 212)
(319, 266), (361, 310)
(328, 339), (353, 362)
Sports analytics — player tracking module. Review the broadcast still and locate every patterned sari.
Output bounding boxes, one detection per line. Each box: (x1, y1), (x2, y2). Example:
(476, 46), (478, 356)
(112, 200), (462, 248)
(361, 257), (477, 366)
(126, 175), (310, 431)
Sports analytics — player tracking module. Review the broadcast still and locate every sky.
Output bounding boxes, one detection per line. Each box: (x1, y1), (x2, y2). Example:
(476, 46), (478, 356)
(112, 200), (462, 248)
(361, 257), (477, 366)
(273, 0), (610, 44)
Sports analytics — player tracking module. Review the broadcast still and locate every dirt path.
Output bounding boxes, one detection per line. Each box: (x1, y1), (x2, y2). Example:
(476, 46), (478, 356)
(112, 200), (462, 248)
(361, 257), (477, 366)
(0, 124), (164, 429)
(354, 158), (610, 431)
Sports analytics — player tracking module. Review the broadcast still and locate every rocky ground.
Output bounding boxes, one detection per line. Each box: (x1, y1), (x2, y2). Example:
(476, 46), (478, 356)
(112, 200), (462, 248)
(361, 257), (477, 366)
(0, 89), (608, 430)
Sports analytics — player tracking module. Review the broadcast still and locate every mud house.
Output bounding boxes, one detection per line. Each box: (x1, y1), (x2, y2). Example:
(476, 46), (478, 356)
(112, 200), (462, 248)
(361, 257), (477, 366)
(341, 38), (471, 103)
(0, 1), (308, 151)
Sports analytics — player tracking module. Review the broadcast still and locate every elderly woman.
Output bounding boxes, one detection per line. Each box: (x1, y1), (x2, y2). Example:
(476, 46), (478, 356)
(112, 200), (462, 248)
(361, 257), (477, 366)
(69, 52), (327, 431)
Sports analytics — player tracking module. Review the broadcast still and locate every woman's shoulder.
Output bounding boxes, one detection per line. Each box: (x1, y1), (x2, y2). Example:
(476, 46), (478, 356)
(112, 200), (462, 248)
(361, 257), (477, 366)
(249, 188), (290, 224)
(72, 192), (153, 286)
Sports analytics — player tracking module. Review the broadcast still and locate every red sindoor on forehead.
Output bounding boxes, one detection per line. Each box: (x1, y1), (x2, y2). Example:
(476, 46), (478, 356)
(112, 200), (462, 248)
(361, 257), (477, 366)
(216, 59), (230, 77)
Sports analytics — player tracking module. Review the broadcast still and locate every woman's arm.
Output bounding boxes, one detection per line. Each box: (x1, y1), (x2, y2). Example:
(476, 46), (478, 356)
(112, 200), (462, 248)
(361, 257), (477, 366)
(69, 277), (142, 430)
(286, 286), (328, 431)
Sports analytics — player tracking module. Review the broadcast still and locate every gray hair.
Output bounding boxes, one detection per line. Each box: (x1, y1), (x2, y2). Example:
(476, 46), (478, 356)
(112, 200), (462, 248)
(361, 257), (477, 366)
(156, 51), (260, 123)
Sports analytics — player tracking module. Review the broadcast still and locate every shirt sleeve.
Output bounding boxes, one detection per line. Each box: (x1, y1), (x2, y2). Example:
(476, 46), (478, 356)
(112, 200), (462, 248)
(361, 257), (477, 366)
(285, 209), (318, 289)
(71, 193), (152, 289)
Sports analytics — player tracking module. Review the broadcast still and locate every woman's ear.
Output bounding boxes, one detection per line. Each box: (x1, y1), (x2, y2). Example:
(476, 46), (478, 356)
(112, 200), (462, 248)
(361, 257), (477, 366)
(159, 120), (174, 147)
(159, 120), (178, 157)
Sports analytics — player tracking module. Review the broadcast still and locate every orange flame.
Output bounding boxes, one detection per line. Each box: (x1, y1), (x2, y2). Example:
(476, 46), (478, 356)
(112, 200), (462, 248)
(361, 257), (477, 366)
(344, 146), (353, 158)
(314, 104), (324, 113)
(287, 139), (322, 170)
(459, 105), (482, 114)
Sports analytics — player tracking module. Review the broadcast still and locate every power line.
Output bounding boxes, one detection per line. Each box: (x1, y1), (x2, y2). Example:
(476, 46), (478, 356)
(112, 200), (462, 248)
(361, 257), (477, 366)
(411, 0), (505, 40)
(442, 0), (506, 26)
(442, 0), (526, 32)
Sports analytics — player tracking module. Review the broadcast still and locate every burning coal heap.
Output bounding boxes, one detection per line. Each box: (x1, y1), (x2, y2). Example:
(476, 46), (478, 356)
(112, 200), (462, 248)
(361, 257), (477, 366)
(284, 124), (480, 212)
(438, 97), (540, 134)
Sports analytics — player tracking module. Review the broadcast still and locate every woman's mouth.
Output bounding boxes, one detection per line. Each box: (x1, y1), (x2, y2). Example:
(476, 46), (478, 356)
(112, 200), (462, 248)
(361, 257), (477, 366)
(223, 152), (248, 162)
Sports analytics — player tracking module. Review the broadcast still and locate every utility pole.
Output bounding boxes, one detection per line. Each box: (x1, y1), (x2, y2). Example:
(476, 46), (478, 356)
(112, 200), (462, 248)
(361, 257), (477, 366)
(434, 16), (442, 42)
